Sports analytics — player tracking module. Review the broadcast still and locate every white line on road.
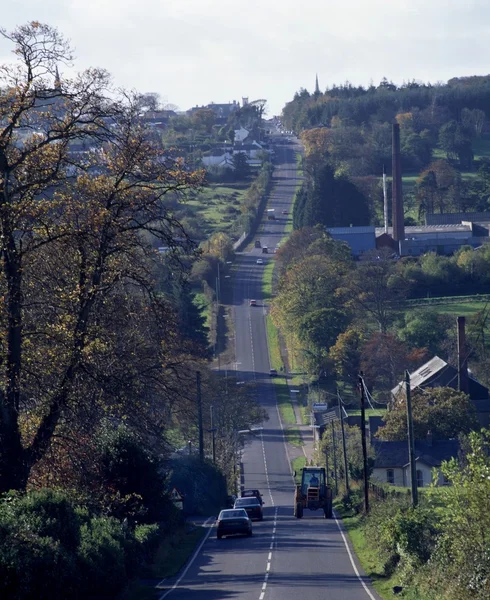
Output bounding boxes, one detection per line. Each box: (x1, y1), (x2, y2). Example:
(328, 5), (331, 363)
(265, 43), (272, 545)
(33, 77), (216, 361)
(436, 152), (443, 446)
(157, 517), (215, 599)
(334, 515), (378, 600)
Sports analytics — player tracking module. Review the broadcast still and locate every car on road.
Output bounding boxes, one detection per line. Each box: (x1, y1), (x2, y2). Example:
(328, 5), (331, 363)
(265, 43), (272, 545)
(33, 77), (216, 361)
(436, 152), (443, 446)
(241, 489), (264, 506)
(256, 258), (264, 264)
(269, 368), (278, 377)
(262, 247), (268, 254)
(282, 210), (288, 215)
(234, 497), (263, 520)
(249, 299), (257, 306)
(216, 509), (252, 539)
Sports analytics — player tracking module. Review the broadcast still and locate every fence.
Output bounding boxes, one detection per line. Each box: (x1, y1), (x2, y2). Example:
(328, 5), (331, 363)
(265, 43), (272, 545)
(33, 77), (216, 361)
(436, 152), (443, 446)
(405, 293), (490, 307)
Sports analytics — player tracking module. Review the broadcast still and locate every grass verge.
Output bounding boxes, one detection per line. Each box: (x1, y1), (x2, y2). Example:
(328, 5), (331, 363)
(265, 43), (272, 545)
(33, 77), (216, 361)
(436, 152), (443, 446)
(151, 526), (206, 580)
(121, 525), (207, 600)
(284, 426), (303, 447)
(333, 503), (397, 600)
(274, 377), (296, 425)
(292, 456), (307, 484)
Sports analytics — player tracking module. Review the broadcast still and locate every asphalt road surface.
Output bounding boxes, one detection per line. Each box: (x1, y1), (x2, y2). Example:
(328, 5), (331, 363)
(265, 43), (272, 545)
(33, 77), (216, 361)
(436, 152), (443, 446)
(159, 140), (381, 600)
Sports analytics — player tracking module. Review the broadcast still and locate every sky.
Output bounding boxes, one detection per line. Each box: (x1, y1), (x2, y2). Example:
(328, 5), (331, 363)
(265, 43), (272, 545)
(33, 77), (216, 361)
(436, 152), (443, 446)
(2, 1), (490, 116)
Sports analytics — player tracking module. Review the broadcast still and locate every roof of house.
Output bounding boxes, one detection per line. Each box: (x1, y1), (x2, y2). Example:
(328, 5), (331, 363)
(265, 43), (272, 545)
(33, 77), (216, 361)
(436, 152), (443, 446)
(326, 226), (376, 235)
(376, 224), (473, 236)
(391, 355), (489, 400)
(372, 439), (459, 469)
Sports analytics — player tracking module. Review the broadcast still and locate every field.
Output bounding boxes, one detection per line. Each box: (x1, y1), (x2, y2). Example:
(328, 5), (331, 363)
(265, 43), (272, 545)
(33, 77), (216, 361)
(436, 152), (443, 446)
(184, 184), (247, 237)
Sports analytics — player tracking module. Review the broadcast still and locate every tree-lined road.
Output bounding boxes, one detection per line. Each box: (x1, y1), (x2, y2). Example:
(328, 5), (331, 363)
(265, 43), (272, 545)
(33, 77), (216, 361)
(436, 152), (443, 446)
(160, 141), (380, 600)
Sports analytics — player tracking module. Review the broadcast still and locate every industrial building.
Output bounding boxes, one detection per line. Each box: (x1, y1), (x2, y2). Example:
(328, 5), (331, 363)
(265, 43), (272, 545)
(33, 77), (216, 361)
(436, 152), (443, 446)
(326, 123), (490, 258)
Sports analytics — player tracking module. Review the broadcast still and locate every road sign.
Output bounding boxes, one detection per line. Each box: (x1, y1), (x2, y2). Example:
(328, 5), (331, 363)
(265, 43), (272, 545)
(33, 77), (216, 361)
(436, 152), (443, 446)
(170, 487), (184, 510)
(312, 402), (329, 412)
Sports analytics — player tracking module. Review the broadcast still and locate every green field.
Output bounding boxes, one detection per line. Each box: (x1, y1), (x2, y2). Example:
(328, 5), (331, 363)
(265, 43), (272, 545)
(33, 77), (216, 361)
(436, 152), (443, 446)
(184, 184), (247, 237)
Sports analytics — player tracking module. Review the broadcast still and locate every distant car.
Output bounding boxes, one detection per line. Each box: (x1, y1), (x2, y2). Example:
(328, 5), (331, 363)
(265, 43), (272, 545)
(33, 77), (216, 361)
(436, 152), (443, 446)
(256, 258), (264, 265)
(216, 509), (252, 539)
(241, 489), (264, 506)
(282, 210), (288, 215)
(234, 497), (263, 521)
(269, 369), (278, 377)
(249, 299), (257, 306)
(254, 239), (261, 248)
(262, 247), (268, 254)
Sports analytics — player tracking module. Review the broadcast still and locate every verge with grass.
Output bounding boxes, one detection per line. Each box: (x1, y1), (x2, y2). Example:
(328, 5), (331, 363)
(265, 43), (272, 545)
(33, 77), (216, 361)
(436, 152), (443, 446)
(292, 456), (307, 484)
(273, 377), (296, 425)
(284, 427), (303, 447)
(333, 503), (398, 600)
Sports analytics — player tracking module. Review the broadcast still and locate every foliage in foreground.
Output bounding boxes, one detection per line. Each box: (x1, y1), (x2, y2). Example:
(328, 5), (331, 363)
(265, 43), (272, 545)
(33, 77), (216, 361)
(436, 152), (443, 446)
(346, 429), (490, 600)
(0, 489), (166, 600)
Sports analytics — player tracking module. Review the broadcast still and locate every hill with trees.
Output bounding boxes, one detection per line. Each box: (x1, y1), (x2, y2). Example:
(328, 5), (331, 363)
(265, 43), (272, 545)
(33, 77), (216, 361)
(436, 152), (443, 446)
(283, 77), (490, 224)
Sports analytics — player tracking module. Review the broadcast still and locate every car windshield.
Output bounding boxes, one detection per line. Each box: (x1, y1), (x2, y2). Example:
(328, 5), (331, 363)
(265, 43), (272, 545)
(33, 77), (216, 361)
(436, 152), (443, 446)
(235, 498), (259, 506)
(219, 509), (247, 519)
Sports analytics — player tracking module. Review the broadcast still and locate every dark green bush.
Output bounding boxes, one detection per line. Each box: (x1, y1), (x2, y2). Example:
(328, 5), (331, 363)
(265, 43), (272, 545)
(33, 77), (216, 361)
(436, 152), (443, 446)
(0, 489), (165, 599)
(77, 516), (132, 597)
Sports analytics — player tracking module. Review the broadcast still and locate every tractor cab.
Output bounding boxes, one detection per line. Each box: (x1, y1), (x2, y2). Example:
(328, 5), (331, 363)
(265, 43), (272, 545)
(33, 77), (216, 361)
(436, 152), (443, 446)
(294, 466), (332, 519)
(301, 467), (326, 497)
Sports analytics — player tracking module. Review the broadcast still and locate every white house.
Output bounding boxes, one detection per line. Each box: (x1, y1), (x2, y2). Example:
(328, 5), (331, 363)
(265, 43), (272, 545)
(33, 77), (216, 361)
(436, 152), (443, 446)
(371, 438), (458, 488)
(234, 127), (250, 143)
(201, 152), (235, 169)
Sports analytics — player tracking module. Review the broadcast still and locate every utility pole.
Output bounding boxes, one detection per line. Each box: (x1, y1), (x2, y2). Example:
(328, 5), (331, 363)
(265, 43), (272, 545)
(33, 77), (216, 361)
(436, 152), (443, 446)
(331, 421), (338, 497)
(210, 405), (216, 464)
(358, 373), (369, 513)
(197, 371), (204, 461)
(405, 370), (418, 507)
(325, 442), (329, 487)
(338, 394), (350, 494)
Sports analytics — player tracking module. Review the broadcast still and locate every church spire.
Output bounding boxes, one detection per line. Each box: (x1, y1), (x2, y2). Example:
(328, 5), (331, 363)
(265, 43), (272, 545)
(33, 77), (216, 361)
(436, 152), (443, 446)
(54, 65), (62, 91)
(315, 73), (320, 95)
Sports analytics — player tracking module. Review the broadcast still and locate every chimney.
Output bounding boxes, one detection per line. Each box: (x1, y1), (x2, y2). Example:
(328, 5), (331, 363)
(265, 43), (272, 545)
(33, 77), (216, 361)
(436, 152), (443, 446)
(391, 123), (405, 243)
(457, 316), (469, 394)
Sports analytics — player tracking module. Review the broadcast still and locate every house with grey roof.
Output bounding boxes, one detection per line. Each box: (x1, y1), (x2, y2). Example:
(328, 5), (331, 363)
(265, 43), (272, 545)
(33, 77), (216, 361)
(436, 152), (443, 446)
(371, 437), (458, 488)
(392, 354), (488, 399)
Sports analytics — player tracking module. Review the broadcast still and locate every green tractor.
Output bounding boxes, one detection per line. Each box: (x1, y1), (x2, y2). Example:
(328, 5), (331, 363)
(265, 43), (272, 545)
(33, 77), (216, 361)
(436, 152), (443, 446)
(294, 466), (333, 519)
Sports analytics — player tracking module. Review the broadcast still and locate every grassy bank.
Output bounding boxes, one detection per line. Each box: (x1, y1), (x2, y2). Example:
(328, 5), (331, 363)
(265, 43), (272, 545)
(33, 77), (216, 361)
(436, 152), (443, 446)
(292, 456), (307, 484)
(334, 505), (396, 600)
(123, 525), (207, 600)
(274, 377), (296, 425)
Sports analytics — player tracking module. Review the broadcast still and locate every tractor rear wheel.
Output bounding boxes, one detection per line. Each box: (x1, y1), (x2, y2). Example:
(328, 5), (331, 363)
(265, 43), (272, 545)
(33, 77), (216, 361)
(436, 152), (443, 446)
(296, 503), (303, 519)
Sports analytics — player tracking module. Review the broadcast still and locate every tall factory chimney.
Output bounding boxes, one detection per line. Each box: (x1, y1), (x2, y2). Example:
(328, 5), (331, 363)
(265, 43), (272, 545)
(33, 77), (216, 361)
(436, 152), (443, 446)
(457, 316), (469, 394)
(391, 123), (405, 243)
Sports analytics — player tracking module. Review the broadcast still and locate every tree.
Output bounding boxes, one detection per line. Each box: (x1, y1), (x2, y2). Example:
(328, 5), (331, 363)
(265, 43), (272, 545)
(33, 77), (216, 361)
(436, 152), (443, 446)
(0, 23), (204, 492)
(329, 327), (366, 384)
(378, 387), (478, 441)
(398, 310), (453, 356)
(232, 152), (250, 179)
(340, 250), (408, 333)
(361, 333), (414, 400)
(438, 120), (473, 169)
(423, 429), (490, 600)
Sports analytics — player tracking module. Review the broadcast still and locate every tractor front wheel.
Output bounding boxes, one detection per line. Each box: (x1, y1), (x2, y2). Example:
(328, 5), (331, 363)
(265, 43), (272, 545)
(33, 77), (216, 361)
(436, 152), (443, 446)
(296, 503), (303, 519)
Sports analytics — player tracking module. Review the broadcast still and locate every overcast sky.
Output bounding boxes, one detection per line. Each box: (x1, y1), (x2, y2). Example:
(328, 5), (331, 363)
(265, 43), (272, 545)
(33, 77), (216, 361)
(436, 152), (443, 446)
(2, 1), (490, 116)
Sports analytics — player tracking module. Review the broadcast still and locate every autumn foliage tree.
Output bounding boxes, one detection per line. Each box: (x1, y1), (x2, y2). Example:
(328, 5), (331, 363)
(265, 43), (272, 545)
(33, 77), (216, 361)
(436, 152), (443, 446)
(0, 22), (205, 492)
(377, 387), (478, 441)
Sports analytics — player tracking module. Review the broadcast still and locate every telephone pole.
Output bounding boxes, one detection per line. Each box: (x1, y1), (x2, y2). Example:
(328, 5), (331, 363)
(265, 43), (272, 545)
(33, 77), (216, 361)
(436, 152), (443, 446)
(337, 393), (350, 494)
(197, 371), (204, 461)
(331, 421), (338, 497)
(210, 405), (216, 463)
(405, 370), (418, 507)
(358, 373), (369, 513)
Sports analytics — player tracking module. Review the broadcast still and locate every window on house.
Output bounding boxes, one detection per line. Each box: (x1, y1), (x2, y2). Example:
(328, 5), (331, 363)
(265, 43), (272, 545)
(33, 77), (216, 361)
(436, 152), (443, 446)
(386, 469), (394, 485)
(416, 469), (424, 488)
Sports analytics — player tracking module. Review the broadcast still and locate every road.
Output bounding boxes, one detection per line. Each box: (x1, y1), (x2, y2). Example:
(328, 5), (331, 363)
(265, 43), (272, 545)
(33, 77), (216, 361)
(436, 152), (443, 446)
(159, 141), (380, 600)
